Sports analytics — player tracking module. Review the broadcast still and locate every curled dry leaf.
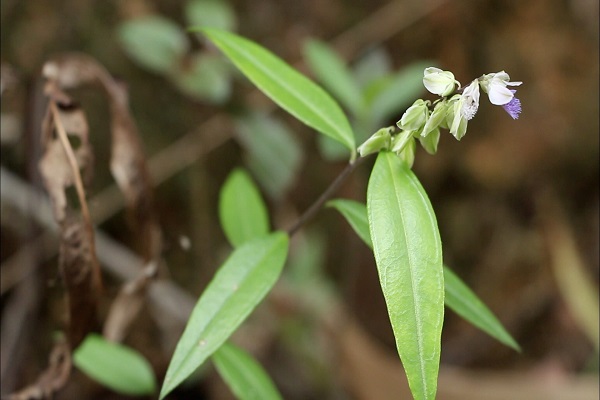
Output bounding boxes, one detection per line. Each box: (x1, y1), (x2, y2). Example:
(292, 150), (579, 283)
(42, 53), (163, 344)
(59, 216), (102, 346)
(6, 341), (72, 400)
(38, 81), (101, 348)
(42, 53), (113, 91)
(43, 53), (162, 262)
(39, 84), (93, 223)
(103, 261), (158, 342)
(108, 80), (162, 263)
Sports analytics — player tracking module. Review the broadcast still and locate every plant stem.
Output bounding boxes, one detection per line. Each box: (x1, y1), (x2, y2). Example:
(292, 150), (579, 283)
(286, 156), (368, 237)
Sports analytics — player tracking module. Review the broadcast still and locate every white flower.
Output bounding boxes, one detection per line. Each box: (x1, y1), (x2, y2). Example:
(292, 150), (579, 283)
(423, 67), (459, 97)
(460, 80), (480, 120)
(479, 71), (522, 105)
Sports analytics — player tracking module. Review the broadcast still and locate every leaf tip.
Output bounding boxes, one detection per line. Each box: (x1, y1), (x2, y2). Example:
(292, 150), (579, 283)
(158, 381), (172, 400)
(509, 339), (522, 353)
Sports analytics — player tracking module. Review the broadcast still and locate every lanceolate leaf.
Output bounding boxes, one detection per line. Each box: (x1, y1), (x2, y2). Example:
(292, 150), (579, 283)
(330, 198), (520, 352)
(118, 16), (188, 74)
(304, 39), (365, 116)
(234, 112), (302, 200)
(74, 334), (156, 396)
(200, 28), (356, 155)
(213, 343), (283, 400)
(160, 233), (289, 399)
(185, 0), (237, 32)
(219, 168), (270, 247)
(326, 199), (372, 248)
(443, 267), (521, 352)
(364, 61), (431, 126)
(367, 152), (443, 400)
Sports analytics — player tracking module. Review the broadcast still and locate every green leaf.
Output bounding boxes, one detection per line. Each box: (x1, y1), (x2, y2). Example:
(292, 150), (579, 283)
(173, 54), (231, 103)
(352, 48), (392, 89)
(234, 112), (302, 200)
(444, 267), (521, 352)
(213, 343), (283, 400)
(367, 152), (444, 400)
(199, 28), (356, 155)
(73, 334), (156, 396)
(303, 39), (365, 116)
(327, 199), (372, 248)
(329, 199), (521, 353)
(160, 232), (289, 399)
(286, 229), (327, 286)
(316, 135), (351, 161)
(185, 0), (236, 31)
(364, 61), (431, 126)
(219, 168), (270, 247)
(118, 16), (188, 74)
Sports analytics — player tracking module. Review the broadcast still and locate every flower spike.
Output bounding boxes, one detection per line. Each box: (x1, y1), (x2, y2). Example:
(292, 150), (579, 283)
(502, 90), (522, 119)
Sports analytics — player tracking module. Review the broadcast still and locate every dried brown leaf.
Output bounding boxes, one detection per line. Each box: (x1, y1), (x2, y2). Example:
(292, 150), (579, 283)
(103, 261), (158, 342)
(537, 191), (600, 351)
(43, 53), (162, 263)
(108, 81), (162, 262)
(39, 87), (93, 222)
(42, 53), (112, 91)
(42, 53), (163, 344)
(6, 341), (71, 400)
(59, 216), (101, 346)
(38, 80), (101, 349)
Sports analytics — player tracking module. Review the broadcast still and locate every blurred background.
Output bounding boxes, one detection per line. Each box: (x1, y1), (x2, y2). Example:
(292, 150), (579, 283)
(1, 0), (598, 399)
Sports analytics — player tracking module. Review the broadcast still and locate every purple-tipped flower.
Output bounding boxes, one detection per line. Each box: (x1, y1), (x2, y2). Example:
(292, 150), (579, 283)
(502, 90), (521, 119)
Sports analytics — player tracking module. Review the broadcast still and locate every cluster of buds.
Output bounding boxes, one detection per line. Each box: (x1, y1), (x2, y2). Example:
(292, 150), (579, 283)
(358, 67), (522, 164)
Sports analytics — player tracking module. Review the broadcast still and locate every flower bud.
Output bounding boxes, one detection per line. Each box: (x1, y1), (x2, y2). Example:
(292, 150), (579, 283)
(390, 129), (414, 154)
(423, 67), (459, 97)
(397, 137), (416, 168)
(449, 100), (468, 140)
(419, 127), (440, 155)
(357, 127), (393, 157)
(421, 100), (449, 137)
(397, 99), (428, 131)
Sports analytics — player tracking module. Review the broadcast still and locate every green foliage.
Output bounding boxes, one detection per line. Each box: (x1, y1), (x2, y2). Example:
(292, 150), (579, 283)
(303, 39), (366, 116)
(73, 334), (156, 396)
(352, 48), (392, 89)
(160, 233), (289, 399)
(118, 8), (236, 103)
(118, 16), (188, 74)
(234, 112), (302, 200)
(303, 40), (431, 161)
(444, 267), (521, 352)
(364, 61), (431, 127)
(213, 343), (283, 400)
(367, 152), (444, 400)
(149, 25), (524, 400)
(199, 28), (356, 157)
(328, 198), (520, 352)
(185, 0), (237, 32)
(172, 54), (231, 103)
(219, 168), (270, 247)
(327, 199), (372, 248)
